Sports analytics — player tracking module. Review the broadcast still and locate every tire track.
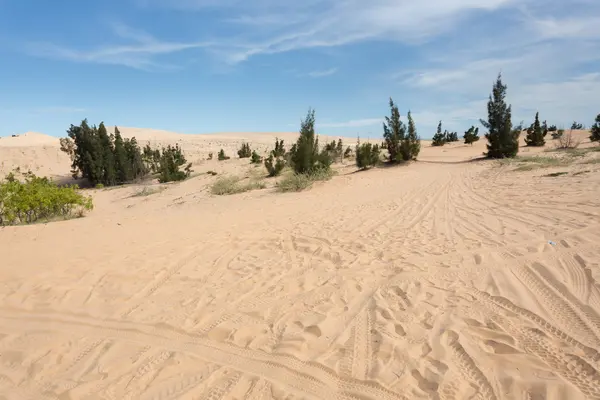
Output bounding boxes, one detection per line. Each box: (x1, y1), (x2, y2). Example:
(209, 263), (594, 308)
(0, 308), (407, 400)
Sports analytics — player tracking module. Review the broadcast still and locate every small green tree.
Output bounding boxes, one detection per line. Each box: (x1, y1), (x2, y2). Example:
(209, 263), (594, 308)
(571, 121), (584, 130)
(383, 98), (405, 162)
(344, 146), (353, 158)
(590, 114), (600, 142)
(218, 149), (230, 161)
(237, 142), (252, 158)
(290, 108), (330, 174)
(548, 124), (558, 132)
(355, 139), (380, 170)
(264, 153), (285, 176)
(432, 121), (446, 146)
(250, 150), (262, 164)
(157, 144), (188, 183)
(525, 112), (546, 146)
(98, 122), (116, 186)
(273, 138), (285, 157)
(481, 73), (518, 158)
(401, 111), (421, 160)
(463, 126), (480, 145)
(446, 131), (459, 142)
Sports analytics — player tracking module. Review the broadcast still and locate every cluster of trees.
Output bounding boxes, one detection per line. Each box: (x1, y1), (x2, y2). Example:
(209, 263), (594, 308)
(431, 121), (460, 146)
(237, 143), (252, 158)
(355, 140), (380, 170)
(382, 99), (421, 162)
(463, 127), (480, 145)
(60, 120), (192, 186)
(0, 170), (93, 225)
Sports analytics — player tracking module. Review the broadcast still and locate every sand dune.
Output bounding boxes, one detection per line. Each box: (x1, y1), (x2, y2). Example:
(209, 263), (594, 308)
(1, 129), (600, 399)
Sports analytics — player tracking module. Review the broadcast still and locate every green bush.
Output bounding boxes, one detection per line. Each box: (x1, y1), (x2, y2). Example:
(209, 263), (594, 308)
(218, 149), (230, 161)
(210, 176), (266, 196)
(552, 129), (565, 139)
(157, 144), (191, 183)
(355, 142), (380, 170)
(590, 114), (600, 142)
(0, 171), (93, 226)
(277, 169), (334, 193)
(237, 142), (252, 158)
(463, 126), (480, 145)
(265, 153), (286, 177)
(289, 109), (332, 174)
(250, 150), (262, 164)
(432, 121), (446, 146)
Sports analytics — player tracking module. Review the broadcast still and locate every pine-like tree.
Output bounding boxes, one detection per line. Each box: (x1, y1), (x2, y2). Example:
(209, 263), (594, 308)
(591, 114), (600, 142)
(383, 98), (406, 162)
(237, 142), (252, 158)
(250, 150), (262, 164)
(124, 137), (146, 180)
(480, 73), (518, 158)
(571, 121), (584, 130)
(290, 108), (328, 174)
(402, 111), (421, 160)
(463, 126), (480, 145)
(432, 121), (446, 146)
(218, 149), (230, 161)
(113, 127), (132, 184)
(273, 138), (285, 157)
(98, 122), (116, 185)
(525, 112), (546, 146)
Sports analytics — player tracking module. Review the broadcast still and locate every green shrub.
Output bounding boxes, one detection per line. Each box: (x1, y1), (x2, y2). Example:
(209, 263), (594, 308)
(289, 109), (332, 173)
(277, 169), (334, 193)
(552, 129), (564, 139)
(344, 146), (353, 158)
(355, 142), (380, 170)
(0, 171), (93, 226)
(250, 150), (262, 164)
(218, 149), (230, 161)
(463, 126), (480, 145)
(265, 153), (286, 177)
(237, 142), (252, 158)
(157, 144), (190, 183)
(210, 176), (266, 196)
(95, 183), (105, 189)
(590, 114), (600, 142)
(432, 121), (446, 146)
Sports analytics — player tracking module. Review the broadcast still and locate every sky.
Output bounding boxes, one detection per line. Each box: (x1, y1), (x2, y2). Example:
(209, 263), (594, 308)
(0, 0), (599, 139)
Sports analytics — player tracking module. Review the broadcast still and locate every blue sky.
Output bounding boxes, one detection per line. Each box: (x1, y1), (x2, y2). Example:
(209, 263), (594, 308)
(1, 0), (599, 139)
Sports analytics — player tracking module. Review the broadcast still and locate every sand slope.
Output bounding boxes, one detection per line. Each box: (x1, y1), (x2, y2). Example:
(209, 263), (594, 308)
(1, 130), (600, 399)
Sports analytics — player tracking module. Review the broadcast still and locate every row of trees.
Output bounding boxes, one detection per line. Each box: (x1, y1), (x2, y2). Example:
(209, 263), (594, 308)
(431, 121), (462, 146)
(60, 120), (192, 186)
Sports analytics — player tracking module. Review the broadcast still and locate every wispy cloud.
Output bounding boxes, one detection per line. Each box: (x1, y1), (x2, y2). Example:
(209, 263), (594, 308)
(307, 68), (338, 78)
(24, 23), (214, 70)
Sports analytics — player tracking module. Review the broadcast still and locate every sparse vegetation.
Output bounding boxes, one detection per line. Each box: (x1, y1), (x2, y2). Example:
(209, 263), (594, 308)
(548, 125), (558, 132)
(218, 149), (230, 161)
(544, 172), (569, 177)
(344, 146), (353, 158)
(157, 144), (191, 183)
(590, 114), (600, 142)
(237, 142), (252, 158)
(131, 186), (166, 197)
(289, 108), (332, 174)
(463, 126), (480, 145)
(481, 73), (519, 158)
(355, 140), (380, 170)
(571, 121), (584, 130)
(265, 153), (286, 177)
(0, 171), (93, 225)
(432, 121), (446, 146)
(445, 131), (459, 142)
(210, 176), (266, 196)
(207, 152), (213, 160)
(206, 170), (218, 176)
(250, 150), (262, 164)
(276, 168), (334, 193)
(525, 112), (547, 147)
(551, 129), (564, 139)
(556, 129), (581, 149)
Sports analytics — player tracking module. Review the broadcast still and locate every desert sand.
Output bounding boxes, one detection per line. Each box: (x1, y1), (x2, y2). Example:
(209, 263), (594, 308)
(1, 128), (600, 399)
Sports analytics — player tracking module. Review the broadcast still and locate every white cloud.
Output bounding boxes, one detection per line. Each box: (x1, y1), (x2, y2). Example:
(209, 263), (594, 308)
(24, 23), (214, 70)
(307, 68), (338, 78)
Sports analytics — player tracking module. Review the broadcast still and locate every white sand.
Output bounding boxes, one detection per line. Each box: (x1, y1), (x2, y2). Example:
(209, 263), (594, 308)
(1, 128), (600, 399)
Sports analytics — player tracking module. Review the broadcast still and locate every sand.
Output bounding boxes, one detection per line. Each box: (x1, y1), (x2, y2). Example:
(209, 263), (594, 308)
(1, 128), (600, 399)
